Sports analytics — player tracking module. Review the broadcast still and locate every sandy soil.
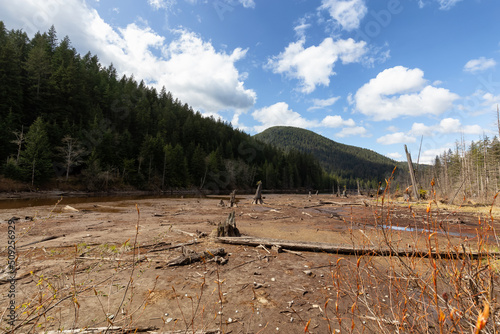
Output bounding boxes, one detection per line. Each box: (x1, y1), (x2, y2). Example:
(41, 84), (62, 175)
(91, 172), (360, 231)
(0, 193), (497, 333)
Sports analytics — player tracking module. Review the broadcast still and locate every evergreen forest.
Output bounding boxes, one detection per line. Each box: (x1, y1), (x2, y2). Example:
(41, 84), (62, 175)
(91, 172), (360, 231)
(0, 22), (338, 193)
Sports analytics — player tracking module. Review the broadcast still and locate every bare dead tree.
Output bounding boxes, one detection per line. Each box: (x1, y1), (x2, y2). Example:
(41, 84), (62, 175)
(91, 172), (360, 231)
(58, 135), (86, 180)
(11, 126), (24, 165)
(252, 181), (263, 204)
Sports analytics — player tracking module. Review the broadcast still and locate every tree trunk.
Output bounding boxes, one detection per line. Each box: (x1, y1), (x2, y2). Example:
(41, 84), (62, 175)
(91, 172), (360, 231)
(405, 145), (419, 200)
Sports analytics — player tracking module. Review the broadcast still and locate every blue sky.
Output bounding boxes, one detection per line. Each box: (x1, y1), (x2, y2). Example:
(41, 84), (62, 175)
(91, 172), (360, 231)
(1, 0), (499, 163)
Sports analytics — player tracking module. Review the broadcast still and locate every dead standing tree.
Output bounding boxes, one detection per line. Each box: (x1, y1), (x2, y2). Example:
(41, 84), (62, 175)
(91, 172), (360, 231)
(252, 181), (263, 204)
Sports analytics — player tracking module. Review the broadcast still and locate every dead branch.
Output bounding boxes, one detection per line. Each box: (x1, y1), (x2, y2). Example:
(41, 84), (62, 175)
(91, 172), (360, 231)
(164, 248), (226, 267)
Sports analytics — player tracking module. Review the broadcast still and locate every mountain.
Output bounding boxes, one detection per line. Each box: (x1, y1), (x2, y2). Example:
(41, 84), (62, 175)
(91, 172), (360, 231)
(254, 126), (402, 186)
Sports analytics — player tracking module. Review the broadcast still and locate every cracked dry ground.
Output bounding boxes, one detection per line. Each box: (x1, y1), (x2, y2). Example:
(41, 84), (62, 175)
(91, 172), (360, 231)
(0, 194), (497, 333)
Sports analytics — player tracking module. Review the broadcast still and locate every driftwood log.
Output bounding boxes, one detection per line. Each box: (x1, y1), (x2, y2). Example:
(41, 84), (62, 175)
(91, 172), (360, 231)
(42, 327), (221, 334)
(252, 181), (263, 204)
(216, 236), (496, 259)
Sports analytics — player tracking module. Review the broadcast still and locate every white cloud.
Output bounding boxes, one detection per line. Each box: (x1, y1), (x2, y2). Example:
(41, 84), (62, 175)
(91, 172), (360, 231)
(294, 17), (311, 40)
(386, 125), (399, 132)
(355, 66), (459, 121)
(268, 37), (367, 93)
(411, 118), (484, 136)
(319, 0), (367, 31)
(308, 96), (341, 111)
(420, 146), (451, 165)
(252, 102), (317, 132)
(437, 0), (462, 10)
(321, 115), (355, 127)
(336, 126), (369, 138)
(483, 92), (500, 105)
(377, 132), (416, 145)
(252, 103), (359, 133)
(387, 152), (402, 160)
(464, 57), (496, 73)
(0, 0), (256, 114)
(159, 30), (256, 112)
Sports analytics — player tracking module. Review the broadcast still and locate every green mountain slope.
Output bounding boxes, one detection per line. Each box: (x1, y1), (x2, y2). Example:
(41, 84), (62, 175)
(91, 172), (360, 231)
(254, 126), (400, 184)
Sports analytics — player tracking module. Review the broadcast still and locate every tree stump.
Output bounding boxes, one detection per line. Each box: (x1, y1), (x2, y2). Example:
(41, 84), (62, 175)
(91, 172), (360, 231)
(252, 181), (263, 205)
(216, 211), (240, 237)
(229, 190), (237, 207)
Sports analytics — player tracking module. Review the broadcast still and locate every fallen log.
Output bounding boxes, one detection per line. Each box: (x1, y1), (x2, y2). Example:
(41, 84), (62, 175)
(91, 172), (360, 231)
(165, 248), (226, 266)
(18, 235), (64, 248)
(216, 236), (496, 259)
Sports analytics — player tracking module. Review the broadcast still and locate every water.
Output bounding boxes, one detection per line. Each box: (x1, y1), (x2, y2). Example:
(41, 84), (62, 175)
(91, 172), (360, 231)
(0, 193), (206, 210)
(380, 224), (477, 239)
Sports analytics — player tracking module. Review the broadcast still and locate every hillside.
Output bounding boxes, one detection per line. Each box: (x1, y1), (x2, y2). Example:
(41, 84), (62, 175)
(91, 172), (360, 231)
(0, 22), (331, 192)
(254, 126), (401, 186)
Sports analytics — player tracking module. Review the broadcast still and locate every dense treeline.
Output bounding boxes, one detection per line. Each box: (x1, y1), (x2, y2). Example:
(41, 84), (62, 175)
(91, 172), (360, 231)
(425, 135), (500, 203)
(255, 126), (402, 190)
(0, 22), (333, 192)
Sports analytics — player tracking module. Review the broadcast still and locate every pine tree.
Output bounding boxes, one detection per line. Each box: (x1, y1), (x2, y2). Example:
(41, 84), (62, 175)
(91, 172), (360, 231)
(19, 117), (52, 185)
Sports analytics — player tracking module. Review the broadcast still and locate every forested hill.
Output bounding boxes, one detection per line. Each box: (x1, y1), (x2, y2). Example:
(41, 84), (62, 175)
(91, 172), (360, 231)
(0, 22), (333, 192)
(254, 126), (401, 186)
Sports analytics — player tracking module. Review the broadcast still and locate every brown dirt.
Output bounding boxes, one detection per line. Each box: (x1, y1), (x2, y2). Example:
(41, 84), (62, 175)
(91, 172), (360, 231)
(0, 194), (497, 333)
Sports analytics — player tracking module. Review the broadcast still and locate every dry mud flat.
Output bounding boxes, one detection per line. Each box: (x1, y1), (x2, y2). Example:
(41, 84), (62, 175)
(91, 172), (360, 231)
(0, 194), (497, 333)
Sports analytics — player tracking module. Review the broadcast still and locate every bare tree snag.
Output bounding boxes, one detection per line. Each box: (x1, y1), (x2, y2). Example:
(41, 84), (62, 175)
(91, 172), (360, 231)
(216, 211), (240, 237)
(252, 181), (263, 204)
(405, 144), (419, 200)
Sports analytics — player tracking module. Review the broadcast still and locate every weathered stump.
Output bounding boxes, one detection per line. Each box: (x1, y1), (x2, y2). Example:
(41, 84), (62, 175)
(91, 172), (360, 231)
(216, 211), (240, 237)
(252, 181), (263, 205)
(229, 190), (237, 207)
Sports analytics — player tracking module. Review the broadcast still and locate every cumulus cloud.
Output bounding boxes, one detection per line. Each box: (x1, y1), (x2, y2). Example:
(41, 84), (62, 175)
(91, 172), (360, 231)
(464, 57), (496, 73)
(321, 115), (355, 127)
(319, 0), (367, 31)
(419, 146), (451, 165)
(252, 102), (360, 134)
(0, 0), (256, 114)
(158, 30), (256, 112)
(252, 102), (318, 132)
(308, 96), (341, 111)
(336, 126), (369, 138)
(268, 38), (367, 93)
(354, 66), (459, 121)
(386, 152), (402, 160)
(483, 92), (500, 105)
(377, 132), (416, 145)
(411, 118), (484, 136)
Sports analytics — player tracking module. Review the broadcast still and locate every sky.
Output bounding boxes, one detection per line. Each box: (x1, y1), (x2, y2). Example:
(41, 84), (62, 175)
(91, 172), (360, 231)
(1, 0), (499, 164)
